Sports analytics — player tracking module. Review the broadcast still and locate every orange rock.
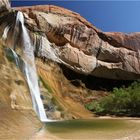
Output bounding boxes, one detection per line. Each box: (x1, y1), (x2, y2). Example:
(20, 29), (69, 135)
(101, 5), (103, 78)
(1, 4), (140, 80)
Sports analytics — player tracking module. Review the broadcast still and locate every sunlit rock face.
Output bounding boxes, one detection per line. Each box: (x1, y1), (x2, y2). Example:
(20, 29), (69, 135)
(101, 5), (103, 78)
(0, 1), (140, 122)
(36, 59), (93, 120)
(0, 40), (42, 139)
(14, 5), (140, 80)
(0, 2), (140, 139)
(0, 0), (10, 13)
(0, 1), (93, 122)
(0, 1), (42, 139)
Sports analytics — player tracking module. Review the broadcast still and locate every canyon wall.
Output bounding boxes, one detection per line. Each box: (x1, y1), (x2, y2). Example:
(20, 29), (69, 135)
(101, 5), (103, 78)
(0, 0), (140, 138)
(14, 5), (140, 80)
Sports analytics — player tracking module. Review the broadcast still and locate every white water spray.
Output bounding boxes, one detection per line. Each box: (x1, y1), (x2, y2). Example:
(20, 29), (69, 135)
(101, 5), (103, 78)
(2, 26), (10, 40)
(15, 11), (48, 122)
(11, 49), (20, 67)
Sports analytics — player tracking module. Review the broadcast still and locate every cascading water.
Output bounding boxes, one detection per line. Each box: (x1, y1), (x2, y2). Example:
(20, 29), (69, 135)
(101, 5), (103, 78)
(2, 26), (10, 40)
(12, 11), (48, 122)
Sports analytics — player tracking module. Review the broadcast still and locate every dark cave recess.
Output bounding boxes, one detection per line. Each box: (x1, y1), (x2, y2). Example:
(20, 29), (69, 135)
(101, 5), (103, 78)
(59, 64), (134, 91)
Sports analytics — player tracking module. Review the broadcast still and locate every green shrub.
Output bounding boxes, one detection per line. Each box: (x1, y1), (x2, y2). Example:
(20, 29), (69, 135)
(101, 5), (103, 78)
(85, 80), (140, 116)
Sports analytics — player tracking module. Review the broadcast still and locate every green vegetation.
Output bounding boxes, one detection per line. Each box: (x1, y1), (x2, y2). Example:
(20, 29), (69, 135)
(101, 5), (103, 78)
(85, 81), (140, 116)
(39, 76), (54, 93)
(5, 48), (16, 62)
(51, 97), (64, 111)
(5, 48), (23, 69)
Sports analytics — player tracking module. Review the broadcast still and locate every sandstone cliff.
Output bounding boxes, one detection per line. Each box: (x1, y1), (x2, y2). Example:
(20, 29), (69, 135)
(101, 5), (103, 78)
(0, 0), (93, 122)
(14, 5), (140, 80)
(0, 1), (140, 139)
(0, 1), (42, 139)
(0, 39), (42, 139)
(1, 3), (140, 80)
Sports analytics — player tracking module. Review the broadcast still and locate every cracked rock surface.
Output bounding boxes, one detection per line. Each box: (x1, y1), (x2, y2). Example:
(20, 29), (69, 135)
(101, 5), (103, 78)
(1, 4), (140, 80)
(13, 5), (140, 80)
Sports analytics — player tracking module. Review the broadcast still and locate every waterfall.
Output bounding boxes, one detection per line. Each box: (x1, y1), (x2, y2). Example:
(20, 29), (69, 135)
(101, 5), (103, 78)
(13, 11), (48, 122)
(2, 26), (10, 40)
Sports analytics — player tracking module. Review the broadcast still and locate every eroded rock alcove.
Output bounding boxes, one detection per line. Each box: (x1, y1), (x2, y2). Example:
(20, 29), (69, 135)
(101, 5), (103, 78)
(0, 1), (140, 139)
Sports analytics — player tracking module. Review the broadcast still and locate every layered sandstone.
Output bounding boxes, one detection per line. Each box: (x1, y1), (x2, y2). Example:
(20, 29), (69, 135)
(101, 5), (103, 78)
(0, 39), (42, 139)
(0, 0), (94, 122)
(0, 2), (42, 139)
(14, 5), (140, 80)
(37, 59), (93, 119)
(0, 1), (140, 139)
(0, 0), (140, 120)
(0, 3), (140, 80)
(0, 0), (10, 13)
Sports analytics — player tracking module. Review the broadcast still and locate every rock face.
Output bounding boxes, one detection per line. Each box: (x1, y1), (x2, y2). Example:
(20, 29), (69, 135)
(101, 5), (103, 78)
(0, 0), (93, 122)
(13, 5), (140, 80)
(0, 3), (140, 80)
(0, 39), (42, 139)
(0, 2), (140, 139)
(0, 0), (10, 13)
(0, 2), (42, 139)
(36, 59), (93, 120)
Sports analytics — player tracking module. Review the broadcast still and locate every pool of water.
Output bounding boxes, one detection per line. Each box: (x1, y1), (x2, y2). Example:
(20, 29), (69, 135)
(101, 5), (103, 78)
(33, 119), (140, 140)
